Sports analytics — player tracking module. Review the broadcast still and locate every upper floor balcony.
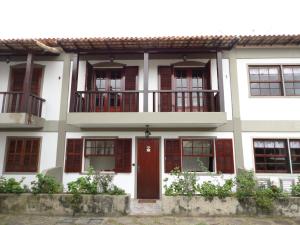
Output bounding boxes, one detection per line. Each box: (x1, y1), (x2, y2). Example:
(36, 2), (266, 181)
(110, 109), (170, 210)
(67, 55), (228, 128)
(0, 55), (46, 128)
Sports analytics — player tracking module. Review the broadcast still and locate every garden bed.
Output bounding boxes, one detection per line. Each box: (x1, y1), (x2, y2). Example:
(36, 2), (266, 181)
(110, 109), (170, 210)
(161, 195), (300, 217)
(0, 193), (130, 216)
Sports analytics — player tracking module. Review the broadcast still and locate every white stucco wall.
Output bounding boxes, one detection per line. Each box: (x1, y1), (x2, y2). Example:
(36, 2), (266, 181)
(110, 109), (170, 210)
(0, 132), (58, 186)
(64, 131), (234, 197)
(236, 58), (300, 120)
(0, 61), (63, 120)
(76, 59), (232, 119)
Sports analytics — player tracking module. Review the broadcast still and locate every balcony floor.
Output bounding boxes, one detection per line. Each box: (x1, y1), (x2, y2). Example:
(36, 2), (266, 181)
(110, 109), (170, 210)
(0, 113), (45, 128)
(67, 112), (227, 128)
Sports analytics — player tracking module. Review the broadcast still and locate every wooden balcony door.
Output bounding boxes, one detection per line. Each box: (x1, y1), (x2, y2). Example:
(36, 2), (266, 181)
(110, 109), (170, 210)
(159, 62), (211, 112)
(84, 63), (138, 112)
(8, 67), (42, 113)
(94, 69), (123, 112)
(175, 68), (210, 112)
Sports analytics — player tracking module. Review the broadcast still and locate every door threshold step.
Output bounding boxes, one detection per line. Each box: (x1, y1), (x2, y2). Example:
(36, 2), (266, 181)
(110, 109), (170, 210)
(138, 199), (157, 203)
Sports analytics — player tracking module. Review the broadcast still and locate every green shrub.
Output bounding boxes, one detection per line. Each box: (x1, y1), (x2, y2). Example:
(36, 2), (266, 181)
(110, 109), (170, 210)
(197, 179), (233, 199)
(291, 177), (300, 197)
(198, 181), (217, 199)
(31, 174), (62, 194)
(217, 179), (234, 199)
(164, 167), (198, 196)
(67, 169), (98, 194)
(67, 167), (125, 195)
(255, 185), (286, 212)
(0, 177), (26, 194)
(235, 170), (256, 200)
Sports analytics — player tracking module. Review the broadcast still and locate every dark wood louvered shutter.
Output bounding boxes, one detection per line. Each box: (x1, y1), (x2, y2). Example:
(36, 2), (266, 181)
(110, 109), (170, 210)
(65, 139), (83, 173)
(5, 138), (40, 172)
(159, 66), (172, 112)
(115, 138), (132, 173)
(85, 62), (94, 91)
(164, 139), (181, 173)
(215, 139), (235, 174)
(124, 67), (138, 112)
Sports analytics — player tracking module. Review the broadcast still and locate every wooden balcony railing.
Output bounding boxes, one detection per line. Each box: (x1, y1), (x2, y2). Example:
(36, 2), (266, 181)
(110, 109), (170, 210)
(72, 90), (220, 113)
(0, 92), (45, 117)
(151, 90), (220, 112)
(74, 91), (140, 112)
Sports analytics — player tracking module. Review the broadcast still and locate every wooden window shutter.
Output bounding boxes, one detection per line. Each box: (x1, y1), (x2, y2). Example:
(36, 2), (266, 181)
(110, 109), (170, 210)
(215, 139), (235, 174)
(164, 139), (181, 173)
(5, 138), (40, 172)
(85, 62), (94, 91)
(65, 139), (83, 173)
(124, 67), (138, 112)
(159, 66), (172, 112)
(115, 138), (132, 173)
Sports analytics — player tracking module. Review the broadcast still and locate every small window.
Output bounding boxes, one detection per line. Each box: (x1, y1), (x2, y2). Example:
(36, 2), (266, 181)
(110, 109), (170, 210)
(182, 139), (214, 172)
(283, 66), (300, 96)
(249, 66), (283, 96)
(84, 139), (115, 171)
(5, 137), (40, 172)
(290, 140), (300, 173)
(253, 139), (290, 173)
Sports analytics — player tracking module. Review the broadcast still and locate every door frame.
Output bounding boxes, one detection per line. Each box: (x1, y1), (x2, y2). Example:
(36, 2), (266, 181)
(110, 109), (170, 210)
(135, 136), (161, 199)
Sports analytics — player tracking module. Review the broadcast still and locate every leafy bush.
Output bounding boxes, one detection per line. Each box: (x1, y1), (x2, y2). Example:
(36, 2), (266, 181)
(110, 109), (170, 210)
(67, 168), (98, 194)
(255, 185), (286, 212)
(164, 167), (198, 196)
(0, 177), (26, 194)
(217, 179), (234, 199)
(197, 179), (233, 199)
(31, 174), (62, 194)
(291, 177), (300, 197)
(197, 181), (217, 199)
(235, 170), (256, 200)
(67, 167), (125, 195)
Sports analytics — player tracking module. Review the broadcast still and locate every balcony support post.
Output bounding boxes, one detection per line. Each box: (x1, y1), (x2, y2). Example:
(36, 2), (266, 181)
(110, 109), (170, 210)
(216, 51), (225, 112)
(69, 53), (79, 112)
(143, 52), (149, 112)
(21, 52), (34, 113)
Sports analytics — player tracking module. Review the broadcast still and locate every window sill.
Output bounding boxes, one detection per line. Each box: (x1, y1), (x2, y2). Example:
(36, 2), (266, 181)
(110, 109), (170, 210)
(81, 171), (116, 175)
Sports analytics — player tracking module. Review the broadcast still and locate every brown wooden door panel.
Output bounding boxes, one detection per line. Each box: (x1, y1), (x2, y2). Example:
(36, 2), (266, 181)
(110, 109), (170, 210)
(137, 138), (160, 199)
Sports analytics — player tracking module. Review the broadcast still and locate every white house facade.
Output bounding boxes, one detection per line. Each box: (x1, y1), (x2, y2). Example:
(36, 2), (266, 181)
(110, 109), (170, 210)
(0, 35), (300, 198)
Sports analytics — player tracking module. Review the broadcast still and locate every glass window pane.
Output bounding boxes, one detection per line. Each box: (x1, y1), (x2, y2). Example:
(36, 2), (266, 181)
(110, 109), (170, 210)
(249, 68), (259, 75)
(250, 74), (259, 81)
(270, 88), (282, 96)
(290, 140), (300, 148)
(283, 67), (293, 74)
(259, 68), (268, 75)
(250, 89), (260, 96)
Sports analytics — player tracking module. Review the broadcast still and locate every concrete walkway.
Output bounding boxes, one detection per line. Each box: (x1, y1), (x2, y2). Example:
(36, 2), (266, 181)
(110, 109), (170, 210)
(0, 215), (299, 225)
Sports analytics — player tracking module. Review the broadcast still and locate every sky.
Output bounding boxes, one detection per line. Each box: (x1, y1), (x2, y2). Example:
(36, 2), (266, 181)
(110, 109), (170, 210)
(0, 0), (300, 39)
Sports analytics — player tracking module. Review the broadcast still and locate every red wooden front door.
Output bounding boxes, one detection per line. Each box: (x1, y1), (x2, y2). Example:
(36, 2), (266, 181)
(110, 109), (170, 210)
(137, 138), (160, 199)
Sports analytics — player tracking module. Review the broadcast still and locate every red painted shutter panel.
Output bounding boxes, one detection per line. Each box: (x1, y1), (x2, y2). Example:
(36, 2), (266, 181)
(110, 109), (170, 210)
(85, 62), (94, 91)
(215, 139), (235, 174)
(115, 138), (132, 173)
(65, 139), (83, 173)
(124, 67), (138, 112)
(164, 139), (181, 173)
(159, 66), (172, 112)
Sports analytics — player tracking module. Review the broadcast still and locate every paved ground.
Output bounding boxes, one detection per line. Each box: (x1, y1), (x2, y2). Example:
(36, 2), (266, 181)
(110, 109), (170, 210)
(0, 214), (299, 225)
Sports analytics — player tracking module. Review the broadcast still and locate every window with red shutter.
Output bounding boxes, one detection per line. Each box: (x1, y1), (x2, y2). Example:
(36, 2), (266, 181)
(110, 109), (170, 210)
(215, 139), (235, 174)
(164, 139), (181, 173)
(65, 139), (83, 173)
(82, 138), (132, 173)
(115, 139), (132, 173)
(5, 137), (40, 172)
(159, 66), (172, 112)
